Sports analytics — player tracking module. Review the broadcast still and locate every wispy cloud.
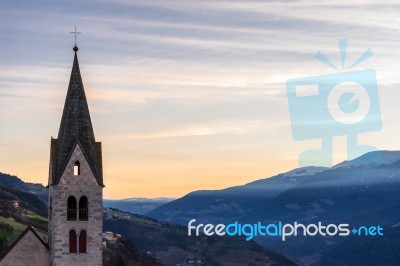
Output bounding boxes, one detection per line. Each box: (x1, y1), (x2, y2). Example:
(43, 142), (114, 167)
(102, 119), (287, 143)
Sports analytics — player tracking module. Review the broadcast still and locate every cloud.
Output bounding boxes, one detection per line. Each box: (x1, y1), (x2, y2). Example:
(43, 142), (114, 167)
(102, 119), (288, 143)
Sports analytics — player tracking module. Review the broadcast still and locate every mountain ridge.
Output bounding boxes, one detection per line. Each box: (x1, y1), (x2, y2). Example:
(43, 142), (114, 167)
(333, 150), (400, 169)
(147, 150), (400, 265)
(103, 198), (175, 215)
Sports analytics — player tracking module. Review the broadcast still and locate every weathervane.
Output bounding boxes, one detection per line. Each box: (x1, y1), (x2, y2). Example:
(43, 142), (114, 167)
(70, 26), (81, 51)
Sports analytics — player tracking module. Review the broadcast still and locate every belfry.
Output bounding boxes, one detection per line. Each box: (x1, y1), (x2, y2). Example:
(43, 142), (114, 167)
(48, 43), (104, 266)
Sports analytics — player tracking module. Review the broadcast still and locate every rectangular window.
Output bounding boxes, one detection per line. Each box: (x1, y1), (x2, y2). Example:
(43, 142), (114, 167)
(74, 161), (80, 176)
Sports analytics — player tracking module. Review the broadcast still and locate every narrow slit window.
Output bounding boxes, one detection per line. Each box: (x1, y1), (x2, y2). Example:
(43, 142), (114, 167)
(74, 161), (80, 176)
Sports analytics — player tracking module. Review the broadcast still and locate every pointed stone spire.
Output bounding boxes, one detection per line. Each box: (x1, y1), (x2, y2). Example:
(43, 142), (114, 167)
(55, 46), (102, 184)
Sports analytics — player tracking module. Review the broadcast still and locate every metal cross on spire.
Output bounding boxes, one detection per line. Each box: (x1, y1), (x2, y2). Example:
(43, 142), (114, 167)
(70, 26), (81, 47)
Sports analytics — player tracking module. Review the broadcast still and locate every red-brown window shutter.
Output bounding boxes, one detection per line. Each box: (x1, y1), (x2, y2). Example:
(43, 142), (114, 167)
(69, 230), (77, 253)
(79, 230), (87, 253)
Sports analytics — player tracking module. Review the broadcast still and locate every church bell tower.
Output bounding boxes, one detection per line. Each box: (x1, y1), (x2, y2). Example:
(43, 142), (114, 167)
(48, 44), (104, 266)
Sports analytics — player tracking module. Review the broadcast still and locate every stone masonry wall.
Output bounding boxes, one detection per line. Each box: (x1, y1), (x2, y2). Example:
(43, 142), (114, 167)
(49, 143), (103, 266)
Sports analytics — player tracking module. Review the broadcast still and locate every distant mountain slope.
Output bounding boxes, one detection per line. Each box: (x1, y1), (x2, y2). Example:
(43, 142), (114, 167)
(103, 236), (161, 266)
(0, 173), (48, 205)
(104, 208), (297, 266)
(103, 198), (175, 215)
(316, 221), (400, 266)
(0, 184), (47, 218)
(147, 165), (329, 225)
(147, 150), (400, 265)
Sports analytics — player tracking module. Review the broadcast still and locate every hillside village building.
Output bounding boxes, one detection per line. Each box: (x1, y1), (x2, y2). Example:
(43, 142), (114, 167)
(0, 44), (104, 266)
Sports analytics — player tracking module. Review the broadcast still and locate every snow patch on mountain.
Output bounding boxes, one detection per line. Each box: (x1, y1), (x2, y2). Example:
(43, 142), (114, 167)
(282, 166), (329, 177)
(333, 150), (400, 169)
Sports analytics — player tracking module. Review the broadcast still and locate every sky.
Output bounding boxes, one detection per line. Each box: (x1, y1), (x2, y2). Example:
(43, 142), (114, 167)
(1, 0), (400, 199)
